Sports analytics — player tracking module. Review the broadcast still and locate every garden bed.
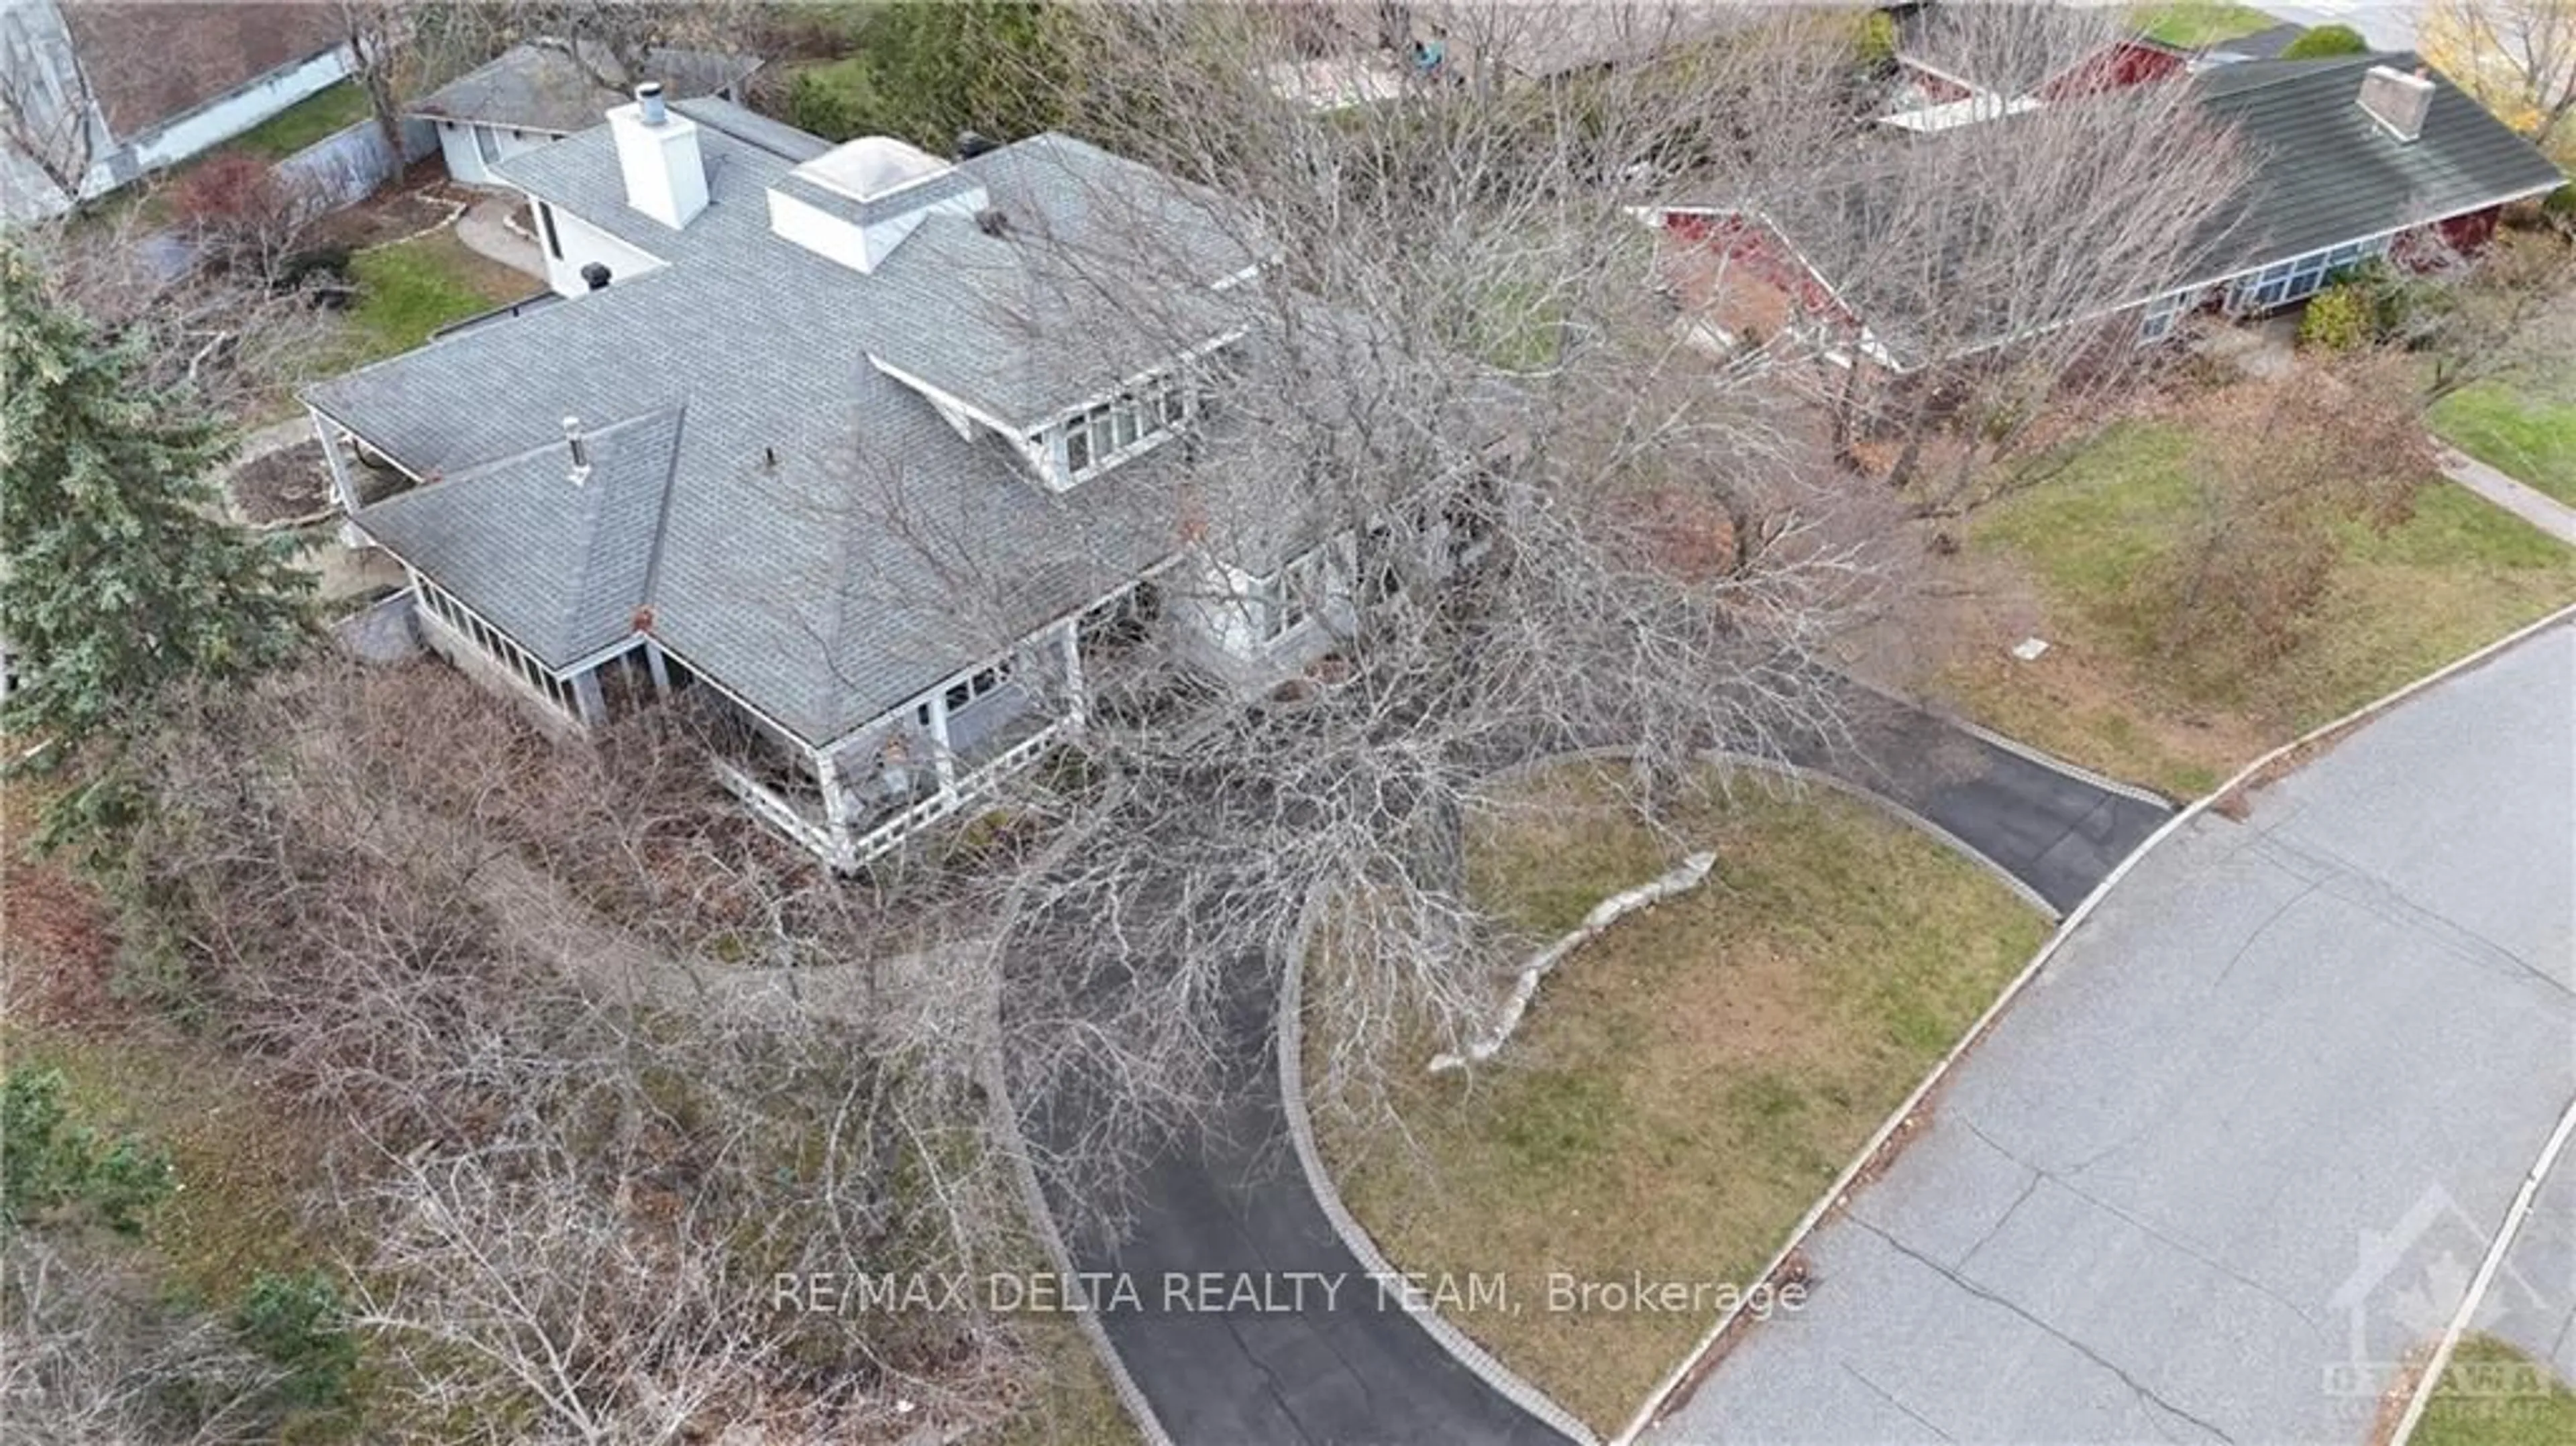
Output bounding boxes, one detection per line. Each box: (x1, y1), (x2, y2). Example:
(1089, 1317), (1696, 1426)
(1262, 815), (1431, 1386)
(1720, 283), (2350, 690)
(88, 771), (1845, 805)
(229, 439), (335, 526)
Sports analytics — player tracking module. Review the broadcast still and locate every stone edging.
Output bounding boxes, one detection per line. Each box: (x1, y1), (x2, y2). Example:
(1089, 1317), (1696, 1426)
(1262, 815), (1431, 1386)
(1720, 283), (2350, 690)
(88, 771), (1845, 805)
(1277, 878), (1602, 1446)
(981, 1040), (1176, 1446)
(1271, 741), (2076, 1446)
(1613, 602), (2576, 1445)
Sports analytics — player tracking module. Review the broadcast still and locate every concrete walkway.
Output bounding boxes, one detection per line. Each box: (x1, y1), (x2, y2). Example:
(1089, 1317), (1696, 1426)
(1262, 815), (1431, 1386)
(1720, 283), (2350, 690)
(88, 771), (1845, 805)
(454, 190), (545, 279)
(1018, 695), (2174, 1445)
(1654, 622), (2575, 1444)
(2436, 443), (2576, 547)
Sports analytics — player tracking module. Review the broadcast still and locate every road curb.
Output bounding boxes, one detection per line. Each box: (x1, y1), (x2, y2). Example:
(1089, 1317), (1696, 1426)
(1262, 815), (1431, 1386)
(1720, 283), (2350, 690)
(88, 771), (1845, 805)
(1614, 602), (2576, 1444)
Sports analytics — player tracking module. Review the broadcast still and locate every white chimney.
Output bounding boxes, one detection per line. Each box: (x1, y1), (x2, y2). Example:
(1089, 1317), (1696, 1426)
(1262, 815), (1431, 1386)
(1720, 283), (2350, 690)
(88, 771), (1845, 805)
(608, 82), (708, 229)
(2357, 65), (2434, 144)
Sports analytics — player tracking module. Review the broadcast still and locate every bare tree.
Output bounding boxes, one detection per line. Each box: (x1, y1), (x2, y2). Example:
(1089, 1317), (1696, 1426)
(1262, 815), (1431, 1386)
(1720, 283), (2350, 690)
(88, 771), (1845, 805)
(1750, 4), (2251, 515)
(13, 197), (342, 424)
(2141, 348), (2432, 671)
(2425, 0), (2576, 154)
(702, 2), (1927, 1177)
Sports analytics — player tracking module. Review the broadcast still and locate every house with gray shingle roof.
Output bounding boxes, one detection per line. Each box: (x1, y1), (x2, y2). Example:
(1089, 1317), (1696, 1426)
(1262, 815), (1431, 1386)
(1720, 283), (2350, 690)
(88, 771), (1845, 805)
(305, 84), (1490, 869)
(408, 38), (758, 186)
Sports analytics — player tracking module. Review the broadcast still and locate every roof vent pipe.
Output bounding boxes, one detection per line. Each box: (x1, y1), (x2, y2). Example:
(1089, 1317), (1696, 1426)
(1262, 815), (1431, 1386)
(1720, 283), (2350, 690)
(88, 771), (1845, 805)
(635, 80), (667, 126)
(581, 261), (612, 291)
(956, 129), (998, 160)
(564, 416), (591, 486)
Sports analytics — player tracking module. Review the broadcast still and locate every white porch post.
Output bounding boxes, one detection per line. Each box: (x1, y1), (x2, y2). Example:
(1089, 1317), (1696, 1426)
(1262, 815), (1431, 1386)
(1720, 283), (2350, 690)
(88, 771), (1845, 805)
(1058, 618), (1086, 732)
(927, 692), (958, 795)
(643, 641), (672, 697)
(570, 669), (606, 726)
(814, 747), (855, 865)
(311, 406), (358, 513)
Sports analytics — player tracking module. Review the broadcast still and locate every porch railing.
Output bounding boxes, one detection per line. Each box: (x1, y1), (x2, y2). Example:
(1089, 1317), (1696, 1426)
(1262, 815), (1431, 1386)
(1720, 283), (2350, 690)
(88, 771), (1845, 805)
(714, 717), (1072, 871)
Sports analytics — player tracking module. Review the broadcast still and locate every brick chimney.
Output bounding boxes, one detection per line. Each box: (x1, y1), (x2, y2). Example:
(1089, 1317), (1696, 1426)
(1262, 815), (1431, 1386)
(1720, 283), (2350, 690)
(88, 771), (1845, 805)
(2357, 65), (2434, 144)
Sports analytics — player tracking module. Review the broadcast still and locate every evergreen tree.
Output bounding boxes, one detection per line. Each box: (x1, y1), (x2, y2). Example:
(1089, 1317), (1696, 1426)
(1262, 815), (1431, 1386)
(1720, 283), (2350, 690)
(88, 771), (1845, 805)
(0, 247), (309, 838)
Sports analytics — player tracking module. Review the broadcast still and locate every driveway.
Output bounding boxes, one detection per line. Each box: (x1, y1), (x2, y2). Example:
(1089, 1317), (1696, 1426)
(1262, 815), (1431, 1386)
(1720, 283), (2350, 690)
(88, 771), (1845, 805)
(1654, 623), (2576, 1443)
(1014, 693), (2172, 1445)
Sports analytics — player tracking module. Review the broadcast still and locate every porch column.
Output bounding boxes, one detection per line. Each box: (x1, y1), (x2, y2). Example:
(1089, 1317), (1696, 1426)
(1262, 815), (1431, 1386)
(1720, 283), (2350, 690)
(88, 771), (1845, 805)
(643, 641), (672, 698)
(311, 406), (357, 513)
(1058, 618), (1086, 732)
(927, 691), (959, 795)
(570, 669), (605, 726)
(814, 748), (855, 863)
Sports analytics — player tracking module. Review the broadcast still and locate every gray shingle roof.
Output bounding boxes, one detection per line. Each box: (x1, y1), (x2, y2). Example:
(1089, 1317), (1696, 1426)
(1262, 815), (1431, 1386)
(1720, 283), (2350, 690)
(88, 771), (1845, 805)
(409, 40), (759, 134)
(669, 97), (831, 162)
(360, 407), (684, 663)
(305, 122), (1299, 746)
(2187, 52), (2566, 281)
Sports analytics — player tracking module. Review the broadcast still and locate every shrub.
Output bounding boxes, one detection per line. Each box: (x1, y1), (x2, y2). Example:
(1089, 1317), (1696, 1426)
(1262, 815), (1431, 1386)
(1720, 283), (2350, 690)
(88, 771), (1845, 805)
(2298, 284), (2375, 350)
(168, 153), (311, 278)
(1854, 11), (1898, 70)
(1, 1066), (176, 1235)
(2279, 24), (2368, 59)
(234, 1270), (359, 1410)
(787, 65), (867, 142)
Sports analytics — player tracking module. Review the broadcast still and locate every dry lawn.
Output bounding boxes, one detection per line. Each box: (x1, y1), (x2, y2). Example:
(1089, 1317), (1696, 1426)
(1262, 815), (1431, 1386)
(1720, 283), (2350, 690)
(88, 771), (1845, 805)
(1313, 763), (2050, 1433)
(1929, 422), (2576, 797)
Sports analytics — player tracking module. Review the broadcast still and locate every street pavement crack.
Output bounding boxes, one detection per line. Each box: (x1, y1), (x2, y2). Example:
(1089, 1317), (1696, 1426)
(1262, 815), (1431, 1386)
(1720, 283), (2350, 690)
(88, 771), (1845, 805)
(1851, 1215), (2241, 1443)
(1840, 1361), (1955, 1441)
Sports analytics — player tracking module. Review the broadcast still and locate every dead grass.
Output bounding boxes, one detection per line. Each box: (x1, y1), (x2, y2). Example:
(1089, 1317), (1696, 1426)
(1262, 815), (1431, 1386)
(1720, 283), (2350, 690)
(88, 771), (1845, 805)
(1929, 421), (2576, 797)
(1314, 764), (2050, 1433)
(1, 785), (338, 1307)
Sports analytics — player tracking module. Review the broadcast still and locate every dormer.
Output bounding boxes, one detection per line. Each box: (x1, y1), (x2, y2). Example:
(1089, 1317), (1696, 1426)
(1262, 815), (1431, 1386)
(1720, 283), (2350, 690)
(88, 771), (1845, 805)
(766, 136), (989, 274)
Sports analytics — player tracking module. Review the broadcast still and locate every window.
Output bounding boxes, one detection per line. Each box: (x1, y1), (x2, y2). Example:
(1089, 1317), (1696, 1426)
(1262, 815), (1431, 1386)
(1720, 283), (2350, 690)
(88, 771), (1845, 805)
(1053, 366), (1205, 484)
(922, 659), (1015, 724)
(1263, 550), (1329, 642)
(537, 201), (562, 260)
(2139, 287), (2195, 343)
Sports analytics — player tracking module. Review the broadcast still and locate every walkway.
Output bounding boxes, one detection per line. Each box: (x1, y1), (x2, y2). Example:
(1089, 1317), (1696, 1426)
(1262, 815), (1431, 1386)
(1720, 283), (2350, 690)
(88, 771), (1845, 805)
(454, 190), (545, 279)
(1654, 623), (2575, 1443)
(1020, 689), (2174, 1444)
(2436, 443), (2576, 547)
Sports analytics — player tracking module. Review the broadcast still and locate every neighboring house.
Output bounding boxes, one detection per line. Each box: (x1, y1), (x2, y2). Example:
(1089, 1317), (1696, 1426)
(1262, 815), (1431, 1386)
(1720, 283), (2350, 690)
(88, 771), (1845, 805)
(1879, 1), (2192, 133)
(1654, 50), (2567, 364)
(407, 38), (757, 187)
(303, 87), (1498, 869)
(0, 0), (351, 223)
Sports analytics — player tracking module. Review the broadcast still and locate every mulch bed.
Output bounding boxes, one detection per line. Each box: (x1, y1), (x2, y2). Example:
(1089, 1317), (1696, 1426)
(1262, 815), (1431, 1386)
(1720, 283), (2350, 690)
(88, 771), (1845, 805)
(310, 160), (466, 250)
(229, 439), (335, 525)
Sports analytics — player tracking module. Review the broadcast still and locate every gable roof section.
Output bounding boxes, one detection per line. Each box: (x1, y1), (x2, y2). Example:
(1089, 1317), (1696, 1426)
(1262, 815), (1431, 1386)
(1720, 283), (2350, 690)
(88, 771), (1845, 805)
(60, 2), (343, 140)
(357, 406), (685, 665)
(2192, 52), (2567, 279)
(408, 39), (759, 134)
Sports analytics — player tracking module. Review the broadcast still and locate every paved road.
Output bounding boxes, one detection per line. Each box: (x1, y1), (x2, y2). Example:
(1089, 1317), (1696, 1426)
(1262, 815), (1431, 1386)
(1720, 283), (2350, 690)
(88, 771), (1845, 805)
(1655, 624), (2576, 1445)
(1019, 692), (2170, 1444)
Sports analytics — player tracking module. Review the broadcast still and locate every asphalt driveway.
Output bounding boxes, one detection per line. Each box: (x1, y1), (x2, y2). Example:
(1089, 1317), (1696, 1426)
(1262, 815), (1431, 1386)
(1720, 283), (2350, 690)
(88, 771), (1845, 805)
(1654, 623), (2576, 1443)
